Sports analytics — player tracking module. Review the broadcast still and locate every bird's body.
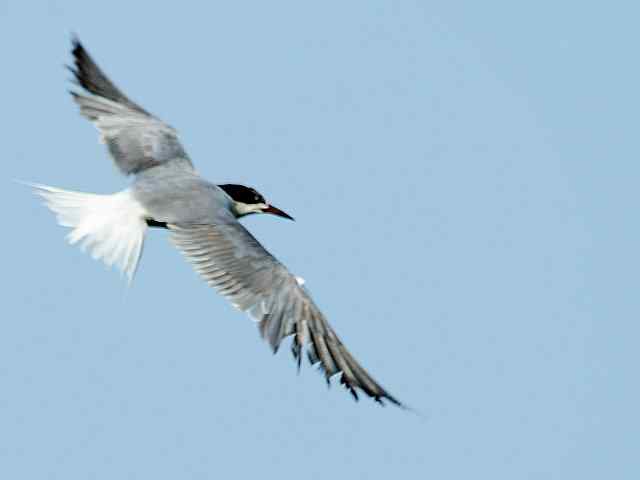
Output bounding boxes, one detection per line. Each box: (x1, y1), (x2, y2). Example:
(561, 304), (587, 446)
(135, 166), (227, 225)
(30, 38), (404, 407)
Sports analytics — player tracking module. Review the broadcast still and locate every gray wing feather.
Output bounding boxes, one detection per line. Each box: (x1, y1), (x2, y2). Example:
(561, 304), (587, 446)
(68, 38), (194, 176)
(70, 37), (149, 114)
(169, 222), (402, 407)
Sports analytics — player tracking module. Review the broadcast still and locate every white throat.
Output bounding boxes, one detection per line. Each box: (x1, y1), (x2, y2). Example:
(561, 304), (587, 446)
(231, 201), (268, 218)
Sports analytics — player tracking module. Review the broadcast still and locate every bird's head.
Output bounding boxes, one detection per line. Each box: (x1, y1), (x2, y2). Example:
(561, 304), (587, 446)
(218, 184), (294, 221)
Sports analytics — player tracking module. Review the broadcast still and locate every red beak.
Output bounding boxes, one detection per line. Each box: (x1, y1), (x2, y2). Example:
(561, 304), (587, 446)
(262, 204), (294, 221)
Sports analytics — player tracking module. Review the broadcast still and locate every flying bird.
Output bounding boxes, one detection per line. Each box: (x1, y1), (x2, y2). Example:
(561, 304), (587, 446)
(30, 38), (403, 407)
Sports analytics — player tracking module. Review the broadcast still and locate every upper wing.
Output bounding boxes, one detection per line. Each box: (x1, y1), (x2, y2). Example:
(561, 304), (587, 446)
(68, 38), (194, 176)
(169, 221), (403, 407)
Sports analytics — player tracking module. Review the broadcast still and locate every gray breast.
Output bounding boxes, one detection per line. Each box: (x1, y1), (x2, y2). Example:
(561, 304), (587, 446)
(132, 164), (230, 224)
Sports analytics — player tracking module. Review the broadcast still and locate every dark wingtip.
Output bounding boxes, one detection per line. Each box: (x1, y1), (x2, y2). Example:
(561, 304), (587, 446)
(383, 393), (406, 409)
(70, 35), (85, 67)
(65, 65), (81, 88)
(68, 37), (90, 92)
(70, 33), (82, 53)
(290, 340), (302, 374)
(66, 33), (146, 113)
(349, 387), (359, 402)
(68, 31), (80, 50)
(270, 322), (410, 410)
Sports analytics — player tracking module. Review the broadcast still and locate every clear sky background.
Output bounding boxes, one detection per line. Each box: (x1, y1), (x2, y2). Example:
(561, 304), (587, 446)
(1, 1), (638, 478)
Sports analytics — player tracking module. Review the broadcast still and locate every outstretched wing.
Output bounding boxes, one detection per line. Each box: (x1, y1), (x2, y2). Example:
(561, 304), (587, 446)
(68, 38), (194, 176)
(169, 221), (403, 407)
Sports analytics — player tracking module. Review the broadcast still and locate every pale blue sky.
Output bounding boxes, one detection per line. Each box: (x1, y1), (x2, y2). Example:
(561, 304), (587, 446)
(2, 1), (638, 478)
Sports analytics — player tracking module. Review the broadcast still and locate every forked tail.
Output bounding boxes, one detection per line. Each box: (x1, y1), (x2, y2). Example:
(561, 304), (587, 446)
(28, 183), (147, 283)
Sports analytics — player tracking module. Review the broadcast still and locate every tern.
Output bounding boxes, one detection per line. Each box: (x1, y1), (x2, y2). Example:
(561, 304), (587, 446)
(30, 38), (403, 407)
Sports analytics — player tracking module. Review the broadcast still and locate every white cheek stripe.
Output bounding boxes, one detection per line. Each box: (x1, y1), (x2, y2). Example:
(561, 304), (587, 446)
(233, 202), (268, 216)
